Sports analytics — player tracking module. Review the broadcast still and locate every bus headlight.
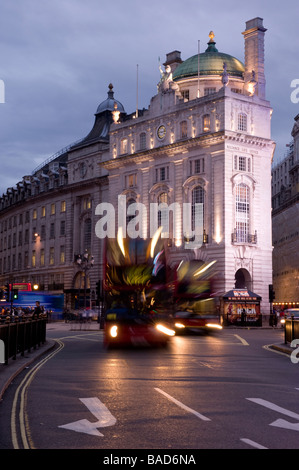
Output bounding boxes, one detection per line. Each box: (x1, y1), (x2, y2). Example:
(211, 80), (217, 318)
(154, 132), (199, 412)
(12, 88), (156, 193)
(206, 323), (223, 330)
(109, 325), (118, 338)
(156, 323), (175, 336)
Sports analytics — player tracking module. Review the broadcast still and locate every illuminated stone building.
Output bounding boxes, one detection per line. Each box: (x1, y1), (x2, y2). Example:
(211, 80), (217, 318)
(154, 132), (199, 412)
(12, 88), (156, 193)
(0, 17), (274, 316)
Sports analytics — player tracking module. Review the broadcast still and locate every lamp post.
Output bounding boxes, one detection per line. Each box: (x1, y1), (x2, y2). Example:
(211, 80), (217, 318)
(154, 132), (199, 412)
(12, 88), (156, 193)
(75, 249), (94, 309)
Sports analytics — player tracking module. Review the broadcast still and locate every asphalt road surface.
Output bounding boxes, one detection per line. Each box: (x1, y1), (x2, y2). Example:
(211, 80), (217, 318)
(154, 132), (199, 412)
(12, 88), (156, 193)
(0, 326), (298, 452)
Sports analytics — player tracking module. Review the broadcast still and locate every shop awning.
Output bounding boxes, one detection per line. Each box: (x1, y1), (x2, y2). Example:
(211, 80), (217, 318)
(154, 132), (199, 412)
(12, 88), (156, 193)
(222, 289), (261, 302)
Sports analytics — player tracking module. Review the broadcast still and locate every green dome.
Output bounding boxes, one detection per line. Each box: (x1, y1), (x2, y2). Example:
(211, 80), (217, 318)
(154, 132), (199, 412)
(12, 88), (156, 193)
(173, 35), (244, 81)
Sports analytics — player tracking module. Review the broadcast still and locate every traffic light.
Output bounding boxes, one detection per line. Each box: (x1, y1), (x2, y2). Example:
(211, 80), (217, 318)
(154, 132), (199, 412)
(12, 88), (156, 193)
(13, 289), (18, 300)
(269, 284), (275, 303)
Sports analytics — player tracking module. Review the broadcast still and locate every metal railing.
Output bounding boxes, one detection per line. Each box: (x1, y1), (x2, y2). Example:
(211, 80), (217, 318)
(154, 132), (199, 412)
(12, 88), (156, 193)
(0, 316), (47, 365)
(285, 317), (299, 344)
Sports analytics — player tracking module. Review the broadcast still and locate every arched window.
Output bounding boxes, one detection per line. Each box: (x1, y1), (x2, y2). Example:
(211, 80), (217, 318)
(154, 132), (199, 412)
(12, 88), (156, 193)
(157, 192), (169, 236)
(191, 186), (204, 231)
(84, 218), (92, 249)
(235, 183), (249, 242)
(126, 198), (136, 226)
(139, 132), (146, 150)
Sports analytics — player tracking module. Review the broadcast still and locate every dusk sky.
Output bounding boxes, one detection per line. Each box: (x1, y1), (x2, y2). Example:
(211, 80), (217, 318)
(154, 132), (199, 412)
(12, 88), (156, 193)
(0, 0), (298, 195)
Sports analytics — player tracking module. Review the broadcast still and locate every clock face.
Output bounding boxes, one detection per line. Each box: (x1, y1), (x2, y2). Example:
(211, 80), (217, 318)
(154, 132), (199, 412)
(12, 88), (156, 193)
(157, 125), (166, 140)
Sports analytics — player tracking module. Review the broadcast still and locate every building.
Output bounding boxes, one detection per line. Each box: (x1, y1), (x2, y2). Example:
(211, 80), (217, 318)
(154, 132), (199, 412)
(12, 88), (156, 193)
(272, 114), (299, 307)
(103, 18), (275, 316)
(0, 17), (275, 317)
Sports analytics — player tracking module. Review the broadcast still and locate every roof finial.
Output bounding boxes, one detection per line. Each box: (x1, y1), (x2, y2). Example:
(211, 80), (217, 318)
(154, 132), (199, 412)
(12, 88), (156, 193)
(108, 83), (114, 98)
(206, 31), (218, 52)
(209, 31), (215, 43)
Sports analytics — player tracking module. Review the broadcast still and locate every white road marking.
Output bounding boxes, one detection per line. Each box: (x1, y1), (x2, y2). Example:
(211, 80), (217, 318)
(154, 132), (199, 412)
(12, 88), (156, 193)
(59, 397), (117, 436)
(240, 438), (268, 449)
(247, 398), (299, 432)
(233, 334), (249, 346)
(154, 388), (211, 421)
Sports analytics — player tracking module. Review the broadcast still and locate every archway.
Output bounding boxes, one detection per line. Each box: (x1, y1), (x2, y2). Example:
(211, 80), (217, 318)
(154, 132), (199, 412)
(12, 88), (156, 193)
(235, 268), (252, 290)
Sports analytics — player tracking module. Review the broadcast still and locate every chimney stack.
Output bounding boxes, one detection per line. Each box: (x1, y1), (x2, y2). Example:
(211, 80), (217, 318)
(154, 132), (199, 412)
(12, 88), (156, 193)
(242, 17), (267, 99)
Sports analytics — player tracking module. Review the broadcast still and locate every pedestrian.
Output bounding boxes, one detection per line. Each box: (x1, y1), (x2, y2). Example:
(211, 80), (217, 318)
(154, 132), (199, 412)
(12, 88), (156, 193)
(33, 301), (42, 319)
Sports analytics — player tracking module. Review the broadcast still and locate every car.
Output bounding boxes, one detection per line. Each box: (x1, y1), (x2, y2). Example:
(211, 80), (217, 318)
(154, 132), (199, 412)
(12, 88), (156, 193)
(280, 308), (299, 327)
(172, 311), (223, 334)
(103, 307), (175, 348)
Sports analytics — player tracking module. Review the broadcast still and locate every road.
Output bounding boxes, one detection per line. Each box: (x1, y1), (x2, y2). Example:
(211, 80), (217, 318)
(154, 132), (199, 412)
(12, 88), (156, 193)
(0, 325), (298, 451)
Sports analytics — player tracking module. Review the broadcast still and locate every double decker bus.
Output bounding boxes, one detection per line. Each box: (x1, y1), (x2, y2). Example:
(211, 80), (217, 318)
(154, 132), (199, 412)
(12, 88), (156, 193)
(173, 259), (222, 333)
(103, 233), (175, 346)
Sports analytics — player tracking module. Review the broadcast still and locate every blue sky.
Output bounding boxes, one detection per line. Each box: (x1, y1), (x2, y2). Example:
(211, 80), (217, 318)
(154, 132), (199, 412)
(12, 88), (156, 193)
(0, 0), (298, 194)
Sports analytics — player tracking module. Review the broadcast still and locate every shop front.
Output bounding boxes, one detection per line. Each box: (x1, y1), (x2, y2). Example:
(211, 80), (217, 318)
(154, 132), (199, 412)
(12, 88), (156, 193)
(221, 289), (262, 326)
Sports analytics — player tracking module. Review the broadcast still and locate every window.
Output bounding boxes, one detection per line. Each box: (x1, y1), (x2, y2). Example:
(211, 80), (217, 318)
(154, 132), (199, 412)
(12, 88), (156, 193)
(190, 158), (205, 175)
(40, 249), (45, 267)
(84, 218), (92, 249)
(192, 186), (204, 231)
(41, 206), (46, 217)
(204, 88), (216, 96)
(238, 113), (247, 132)
(83, 197), (91, 210)
(202, 114), (210, 133)
(125, 173), (137, 188)
(181, 90), (189, 101)
(61, 201), (66, 212)
(180, 121), (188, 139)
(126, 198), (136, 226)
(235, 184), (249, 243)
(33, 209), (37, 219)
(155, 166), (169, 182)
(49, 247), (54, 265)
(157, 192), (169, 236)
(234, 155), (251, 173)
(60, 245), (65, 264)
(139, 132), (146, 150)
(32, 250), (36, 268)
(51, 203), (55, 215)
(121, 138), (128, 155)
(50, 223), (55, 239)
(41, 225), (46, 240)
(60, 220), (66, 236)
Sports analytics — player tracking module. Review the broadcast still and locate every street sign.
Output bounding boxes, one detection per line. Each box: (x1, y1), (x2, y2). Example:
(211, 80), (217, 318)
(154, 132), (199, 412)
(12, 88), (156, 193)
(59, 397), (116, 436)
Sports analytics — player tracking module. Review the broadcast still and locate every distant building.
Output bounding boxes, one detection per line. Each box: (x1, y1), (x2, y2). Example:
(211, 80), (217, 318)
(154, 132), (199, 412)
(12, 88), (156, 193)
(0, 17), (275, 316)
(272, 114), (299, 307)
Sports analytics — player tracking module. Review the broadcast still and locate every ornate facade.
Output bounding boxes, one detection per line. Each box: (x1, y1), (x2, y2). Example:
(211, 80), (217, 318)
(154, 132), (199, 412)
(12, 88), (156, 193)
(0, 17), (274, 315)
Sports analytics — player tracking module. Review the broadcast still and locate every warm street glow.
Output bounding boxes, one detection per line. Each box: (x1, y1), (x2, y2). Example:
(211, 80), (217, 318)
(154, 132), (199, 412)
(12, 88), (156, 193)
(156, 323), (175, 336)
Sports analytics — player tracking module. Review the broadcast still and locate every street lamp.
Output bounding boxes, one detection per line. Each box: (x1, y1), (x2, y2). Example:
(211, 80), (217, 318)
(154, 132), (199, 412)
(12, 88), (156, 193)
(75, 249), (94, 309)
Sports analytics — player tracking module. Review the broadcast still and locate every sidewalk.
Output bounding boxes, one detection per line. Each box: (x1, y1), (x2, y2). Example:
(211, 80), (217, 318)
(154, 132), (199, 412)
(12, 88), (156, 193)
(0, 322), (293, 402)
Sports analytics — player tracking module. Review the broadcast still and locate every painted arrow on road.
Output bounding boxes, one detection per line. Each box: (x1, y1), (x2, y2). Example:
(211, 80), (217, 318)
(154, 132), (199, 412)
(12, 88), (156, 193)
(59, 397), (117, 436)
(247, 398), (299, 432)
